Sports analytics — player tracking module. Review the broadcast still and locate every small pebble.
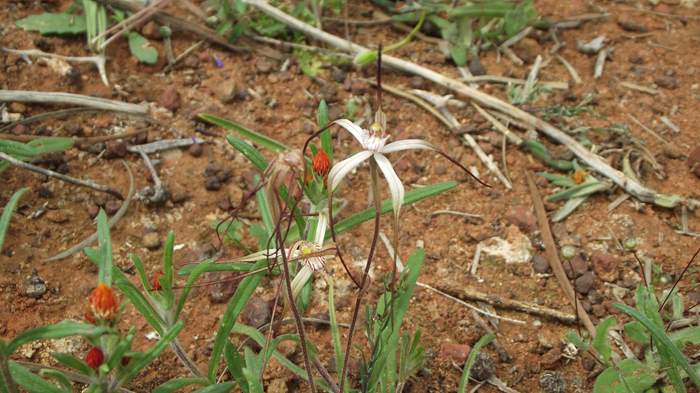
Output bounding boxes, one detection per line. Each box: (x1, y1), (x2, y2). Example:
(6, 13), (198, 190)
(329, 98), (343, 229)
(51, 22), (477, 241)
(104, 140), (127, 159)
(158, 86), (181, 111)
(188, 143), (203, 157)
(533, 254), (550, 274)
(240, 297), (272, 328)
(591, 252), (619, 283)
(25, 270), (47, 299)
(574, 271), (595, 294)
(687, 146), (700, 178)
(143, 232), (161, 250)
(470, 352), (495, 381)
(539, 371), (566, 393)
(105, 200), (121, 215)
(439, 342), (471, 365)
(655, 75), (678, 90)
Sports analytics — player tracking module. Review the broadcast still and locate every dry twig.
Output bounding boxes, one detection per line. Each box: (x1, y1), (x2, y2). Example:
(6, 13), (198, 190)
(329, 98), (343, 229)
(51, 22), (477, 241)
(0, 91), (148, 115)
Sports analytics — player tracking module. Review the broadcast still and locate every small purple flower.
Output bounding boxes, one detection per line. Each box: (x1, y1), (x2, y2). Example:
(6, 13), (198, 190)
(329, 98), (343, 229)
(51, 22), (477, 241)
(214, 56), (224, 68)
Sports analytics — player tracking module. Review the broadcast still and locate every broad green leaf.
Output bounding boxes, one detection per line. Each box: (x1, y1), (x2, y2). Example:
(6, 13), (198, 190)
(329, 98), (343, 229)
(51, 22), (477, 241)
(458, 333), (495, 393)
(0, 187), (29, 252)
(127, 32), (158, 64)
(16, 13), (87, 35)
(8, 362), (65, 393)
(197, 114), (288, 152)
(153, 377), (208, 393)
(226, 135), (268, 171)
(592, 359), (657, 393)
(592, 316), (616, 365)
(623, 321), (649, 345)
(615, 303), (700, 389)
(330, 182), (457, 238)
(9, 321), (107, 354)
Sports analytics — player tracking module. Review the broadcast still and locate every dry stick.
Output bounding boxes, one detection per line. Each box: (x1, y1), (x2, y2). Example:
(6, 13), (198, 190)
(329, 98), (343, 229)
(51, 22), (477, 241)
(163, 40), (205, 73)
(525, 172), (595, 335)
(2, 48), (109, 86)
(45, 161), (134, 261)
(620, 81), (659, 96)
(242, 0), (690, 208)
(0, 151), (124, 200)
(460, 75), (568, 90)
(0, 91), (148, 115)
(378, 232), (525, 324)
(626, 113), (670, 145)
(472, 104), (524, 146)
(555, 54), (582, 85)
(412, 90), (512, 189)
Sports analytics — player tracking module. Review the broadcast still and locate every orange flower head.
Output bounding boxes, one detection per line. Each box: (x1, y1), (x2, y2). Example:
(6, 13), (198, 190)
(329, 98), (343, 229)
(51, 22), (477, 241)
(573, 169), (587, 184)
(88, 283), (119, 321)
(85, 347), (104, 369)
(312, 149), (331, 177)
(151, 272), (162, 291)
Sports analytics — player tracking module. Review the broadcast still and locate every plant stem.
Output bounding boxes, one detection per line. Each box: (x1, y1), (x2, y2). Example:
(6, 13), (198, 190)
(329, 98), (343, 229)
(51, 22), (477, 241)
(339, 160), (382, 392)
(274, 196), (317, 393)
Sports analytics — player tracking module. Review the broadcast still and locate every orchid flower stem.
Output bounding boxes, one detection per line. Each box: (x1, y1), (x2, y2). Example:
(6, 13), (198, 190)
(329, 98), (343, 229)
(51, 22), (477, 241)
(340, 159), (382, 392)
(274, 194), (317, 393)
(326, 177), (362, 288)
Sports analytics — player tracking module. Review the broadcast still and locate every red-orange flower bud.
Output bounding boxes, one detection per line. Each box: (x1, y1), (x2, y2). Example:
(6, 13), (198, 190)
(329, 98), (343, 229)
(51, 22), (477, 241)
(88, 283), (119, 321)
(85, 347), (104, 369)
(312, 150), (331, 177)
(151, 272), (162, 291)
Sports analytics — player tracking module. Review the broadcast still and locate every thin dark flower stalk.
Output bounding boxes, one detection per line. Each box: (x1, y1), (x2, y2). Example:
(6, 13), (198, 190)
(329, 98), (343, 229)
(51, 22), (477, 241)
(339, 160), (382, 392)
(273, 192), (317, 393)
(659, 245), (700, 312)
(632, 251), (650, 289)
(215, 180), (268, 248)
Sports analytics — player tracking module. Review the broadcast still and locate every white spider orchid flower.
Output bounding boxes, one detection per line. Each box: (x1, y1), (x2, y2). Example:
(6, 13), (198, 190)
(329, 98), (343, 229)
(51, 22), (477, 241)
(328, 118), (435, 218)
(290, 212), (330, 298)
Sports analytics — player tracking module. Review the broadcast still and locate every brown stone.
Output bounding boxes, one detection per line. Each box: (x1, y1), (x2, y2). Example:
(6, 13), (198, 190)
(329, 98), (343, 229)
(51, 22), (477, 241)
(439, 342), (471, 365)
(591, 252), (619, 283)
(687, 146), (700, 178)
(158, 86), (181, 111)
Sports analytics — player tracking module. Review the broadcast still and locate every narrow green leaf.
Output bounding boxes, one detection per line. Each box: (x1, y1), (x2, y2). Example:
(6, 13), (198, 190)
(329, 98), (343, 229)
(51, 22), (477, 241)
(623, 322), (649, 345)
(114, 272), (167, 335)
(197, 114), (288, 152)
(38, 369), (72, 393)
(458, 333), (495, 393)
(174, 260), (215, 321)
(153, 377), (208, 393)
(96, 210), (112, 286)
(9, 321), (108, 354)
(27, 137), (73, 155)
(207, 260), (267, 381)
(327, 277), (345, 391)
(192, 382), (236, 393)
(224, 342), (249, 393)
(177, 261), (256, 276)
(161, 231), (175, 310)
(317, 99), (333, 160)
(670, 326), (700, 347)
(16, 13), (87, 34)
(8, 362), (64, 393)
(0, 140), (40, 157)
(51, 352), (94, 376)
(330, 182), (457, 238)
(127, 32), (158, 64)
(118, 321), (184, 386)
(614, 303), (700, 389)
(0, 187), (29, 252)
(226, 135), (268, 171)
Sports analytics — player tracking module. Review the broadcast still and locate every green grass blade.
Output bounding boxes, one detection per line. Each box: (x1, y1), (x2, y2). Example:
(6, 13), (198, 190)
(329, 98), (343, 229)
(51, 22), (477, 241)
(224, 341), (249, 393)
(174, 260), (215, 321)
(207, 260), (267, 382)
(96, 210), (112, 286)
(162, 231), (175, 309)
(118, 321), (184, 386)
(327, 277), (345, 392)
(197, 114), (287, 152)
(614, 303), (700, 389)
(27, 137), (73, 155)
(8, 362), (65, 393)
(226, 135), (268, 171)
(0, 187), (29, 252)
(153, 377), (208, 393)
(192, 382), (236, 393)
(458, 333), (495, 393)
(177, 261), (258, 276)
(9, 321), (107, 354)
(330, 182), (457, 238)
(317, 99), (333, 160)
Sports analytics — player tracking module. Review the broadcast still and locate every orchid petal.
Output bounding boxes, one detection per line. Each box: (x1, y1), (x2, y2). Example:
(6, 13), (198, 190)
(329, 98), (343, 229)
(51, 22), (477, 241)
(328, 150), (372, 192)
(314, 212), (328, 245)
(333, 119), (369, 147)
(373, 153), (405, 219)
(290, 265), (313, 299)
(381, 139), (435, 154)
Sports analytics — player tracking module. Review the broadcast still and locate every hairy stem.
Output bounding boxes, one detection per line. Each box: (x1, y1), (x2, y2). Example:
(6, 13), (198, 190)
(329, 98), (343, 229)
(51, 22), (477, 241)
(339, 160), (382, 391)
